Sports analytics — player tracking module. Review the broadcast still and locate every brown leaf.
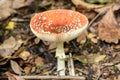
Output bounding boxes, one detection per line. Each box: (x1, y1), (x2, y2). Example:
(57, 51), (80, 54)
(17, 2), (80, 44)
(5, 72), (25, 80)
(10, 60), (23, 75)
(35, 56), (44, 67)
(115, 63), (120, 70)
(98, 5), (120, 44)
(113, 45), (120, 49)
(87, 33), (98, 43)
(0, 8), (16, 20)
(24, 66), (32, 75)
(95, 3), (120, 13)
(11, 0), (34, 9)
(34, 38), (40, 44)
(0, 0), (34, 20)
(31, 67), (36, 73)
(77, 30), (88, 44)
(48, 42), (57, 50)
(87, 54), (106, 63)
(71, 0), (103, 9)
(0, 36), (23, 57)
(19, 51), (30, 60)
(0, 57), (9, 65)
(73, 54), (106, 64)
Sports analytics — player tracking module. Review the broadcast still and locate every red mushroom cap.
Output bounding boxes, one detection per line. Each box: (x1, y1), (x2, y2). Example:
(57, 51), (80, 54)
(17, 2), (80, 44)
(30, 9), (88, 42)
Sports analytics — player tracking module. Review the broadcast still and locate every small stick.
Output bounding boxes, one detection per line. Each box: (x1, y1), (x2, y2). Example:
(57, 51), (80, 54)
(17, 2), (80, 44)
(68, 53), (75, 76)
(20, 76), (85, 80)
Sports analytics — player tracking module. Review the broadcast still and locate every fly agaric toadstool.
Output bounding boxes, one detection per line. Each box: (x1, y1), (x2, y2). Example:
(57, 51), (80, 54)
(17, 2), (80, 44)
(30, 9), (88, 76)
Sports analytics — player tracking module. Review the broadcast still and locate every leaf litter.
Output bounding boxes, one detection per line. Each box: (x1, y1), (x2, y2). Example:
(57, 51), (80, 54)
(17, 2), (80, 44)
(0, 0), (120, 80)
(0, 0), (34, 20)
(0, 36), (23, 57)
(98, 4), (120, 43)
(10, 60), (23, 75)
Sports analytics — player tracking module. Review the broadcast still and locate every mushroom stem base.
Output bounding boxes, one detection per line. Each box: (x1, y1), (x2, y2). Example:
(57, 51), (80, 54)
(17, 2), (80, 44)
(57, 58), (65, 76)
(56, 42), (66, 76)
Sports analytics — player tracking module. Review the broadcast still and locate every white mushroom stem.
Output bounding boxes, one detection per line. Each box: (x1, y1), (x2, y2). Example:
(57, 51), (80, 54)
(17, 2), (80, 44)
(56, 42), (66, 76)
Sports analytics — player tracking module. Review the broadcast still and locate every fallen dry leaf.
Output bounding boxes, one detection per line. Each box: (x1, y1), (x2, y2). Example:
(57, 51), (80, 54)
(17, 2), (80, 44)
(10, 60), (23, 75)
(87, 54), (106, 63)
(0, 8), (16, 20)
(87, 33), (98, 43)
(48, 42), (57, 50)
(34, 37), (40, 44)
(95, 2), (120, 13)
(73, 54), (106, 64)
(19, 50), (30, 60)
(98, 5), (120, 44)
(71, 0), (103, 9)
(5, 72), (25, 80)
(0, 57), (9, 65)
(0, 0), (34, 20)
(24, 66), (32, 75)
(0, 36), (23, 57)
(88, 33), (96, 39)
(73, 55), (87, 64)
(31, 67), (36, 73)
(5, 21), (15, 30)
(115, 63), (120, 70)
(11, 0), (34, 9)
(113, 44), (120, 49)
(77, 30), (88, 44)
(35, 56), (44, 67)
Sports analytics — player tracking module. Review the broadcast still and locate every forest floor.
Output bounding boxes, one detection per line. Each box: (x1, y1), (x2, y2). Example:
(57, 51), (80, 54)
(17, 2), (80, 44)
(0, 0), (120, 80)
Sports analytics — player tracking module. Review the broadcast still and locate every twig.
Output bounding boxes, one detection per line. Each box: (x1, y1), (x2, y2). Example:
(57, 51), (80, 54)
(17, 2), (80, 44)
(20, 75), (85, 80)
(88, 12), (103, 28)
(101, 61), (120, 68)
(88, 11), (106, 33)
(68, 53), (75, 76)
(1, 75), (86, 80)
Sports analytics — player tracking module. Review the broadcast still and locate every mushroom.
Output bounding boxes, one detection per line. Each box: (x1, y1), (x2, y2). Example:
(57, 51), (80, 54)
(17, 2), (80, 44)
(30, 9), (88, 76)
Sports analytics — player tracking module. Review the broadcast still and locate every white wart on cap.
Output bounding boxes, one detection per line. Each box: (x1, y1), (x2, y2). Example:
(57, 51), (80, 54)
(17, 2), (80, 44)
(30, 9), (88, 42)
